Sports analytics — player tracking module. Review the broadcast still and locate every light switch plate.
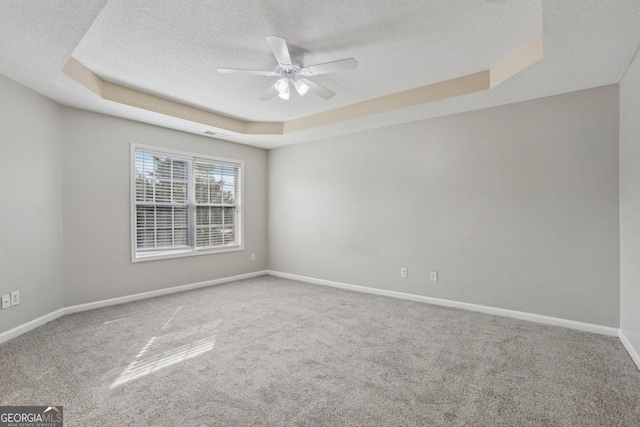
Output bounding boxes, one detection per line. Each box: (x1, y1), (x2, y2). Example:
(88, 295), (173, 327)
(1, 294), (10, 309)
(11, 291), (19, 306)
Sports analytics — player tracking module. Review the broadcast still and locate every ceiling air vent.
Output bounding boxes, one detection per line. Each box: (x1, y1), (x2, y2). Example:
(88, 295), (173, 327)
(203, 130), (229, 138)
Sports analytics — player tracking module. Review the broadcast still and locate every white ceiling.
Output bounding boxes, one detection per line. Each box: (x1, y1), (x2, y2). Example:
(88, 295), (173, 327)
(1, 1), (639, 149)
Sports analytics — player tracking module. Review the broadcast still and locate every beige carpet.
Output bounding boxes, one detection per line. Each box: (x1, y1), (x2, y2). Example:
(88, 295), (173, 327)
(1, 275), (639, 426)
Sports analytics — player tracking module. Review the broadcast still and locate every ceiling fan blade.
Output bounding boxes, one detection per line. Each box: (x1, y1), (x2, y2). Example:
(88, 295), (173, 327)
(259, 83), (279, 101)
(266, 36), (292, 66)
(293, 79), (310, 96)
(306, 80), (335, 100)
(302, 58), (358, 76)
(217, 68), (278, 76)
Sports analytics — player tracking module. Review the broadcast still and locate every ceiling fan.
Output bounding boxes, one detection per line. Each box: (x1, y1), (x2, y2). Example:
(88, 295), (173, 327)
(217, 36), (358, 101)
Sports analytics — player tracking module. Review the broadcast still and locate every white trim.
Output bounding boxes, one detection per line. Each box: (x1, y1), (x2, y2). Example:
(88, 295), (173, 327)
(0, 309), (66, 345)
(619, 330), (640, 371)
(64, 270), (267, 314)
(0, 270), (268, 345)
(3, 268), (633, 371)
(131, 143), (245, 166)
(267, 270), (619, 337)
(132, 245), (244, 263)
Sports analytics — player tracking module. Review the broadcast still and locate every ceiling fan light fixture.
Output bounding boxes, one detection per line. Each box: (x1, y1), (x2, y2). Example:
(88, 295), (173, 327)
(277, 84), (290, 100)
(293, 79), (310, 96)
(275, 77), (289, 94)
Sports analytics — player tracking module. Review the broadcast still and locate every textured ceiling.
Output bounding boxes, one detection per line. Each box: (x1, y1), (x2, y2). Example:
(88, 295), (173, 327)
(72, 0), (540, 122)
(1, 1), (640, 149)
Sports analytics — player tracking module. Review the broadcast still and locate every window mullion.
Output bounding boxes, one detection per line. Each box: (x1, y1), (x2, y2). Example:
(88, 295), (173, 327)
(153, 156), (158, 249)
(208, 168), (212, 247)
(171, 160), (175, 247)
(235, 170), (239, 246)
(222, 199), (226, 245)
(188, 159), (196, 250)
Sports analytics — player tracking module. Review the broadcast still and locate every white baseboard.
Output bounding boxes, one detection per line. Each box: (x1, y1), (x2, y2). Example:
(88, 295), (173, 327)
(64, 270), (268, 314)
(619, 330), (640, 371)
(267, 270), (619, 337)
(2, 268), (629, 366)
(0, 270), (268, 345)
(0, 308), (66, 345)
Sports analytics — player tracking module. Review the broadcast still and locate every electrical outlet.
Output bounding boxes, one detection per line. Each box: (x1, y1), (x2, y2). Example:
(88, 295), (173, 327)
(1, 294), (10, 309)
(251, 253), (256, 261)
(11, 291), (19, 306)
(400, 268), (408, 278)
(430, 271), (438, 282)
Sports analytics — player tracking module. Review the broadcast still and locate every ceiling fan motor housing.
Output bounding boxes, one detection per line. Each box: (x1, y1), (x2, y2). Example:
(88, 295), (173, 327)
(275, 54), (306, 78)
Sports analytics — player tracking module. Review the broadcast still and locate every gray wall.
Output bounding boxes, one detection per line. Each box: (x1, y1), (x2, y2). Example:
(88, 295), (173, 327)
(269, 85), (620, 327)
(620, 50), (640, 355)
(0, 73), (625, 337)
(62, 109), (268, 306)
(0, 75), (64, 334)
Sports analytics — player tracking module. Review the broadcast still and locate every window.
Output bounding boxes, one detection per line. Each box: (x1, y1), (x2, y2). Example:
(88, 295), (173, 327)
(131, 144), (243, 262)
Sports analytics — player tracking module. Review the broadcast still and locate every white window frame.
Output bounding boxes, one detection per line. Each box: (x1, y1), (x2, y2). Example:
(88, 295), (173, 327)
(130, 143), (244, 263)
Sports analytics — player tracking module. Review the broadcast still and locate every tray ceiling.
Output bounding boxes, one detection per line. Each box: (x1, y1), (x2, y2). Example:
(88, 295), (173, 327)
(1, 1), (640, 149)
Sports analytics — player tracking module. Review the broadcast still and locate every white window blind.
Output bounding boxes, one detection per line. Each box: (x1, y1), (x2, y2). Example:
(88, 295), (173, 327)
(132, 145), (242, 261)
(194, 161), (240, 248)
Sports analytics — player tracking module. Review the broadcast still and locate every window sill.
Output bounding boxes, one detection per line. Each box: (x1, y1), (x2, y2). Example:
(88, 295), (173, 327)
(132, 245), (244, 263)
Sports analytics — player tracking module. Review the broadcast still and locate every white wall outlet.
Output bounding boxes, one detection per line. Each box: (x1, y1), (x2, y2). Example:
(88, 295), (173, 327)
(1, 294), (10, 309)
(11, 291), (19, 306)
(251, 253), (256, 261)
(430, 271), (438, 282)
(400, 268), (408, 278)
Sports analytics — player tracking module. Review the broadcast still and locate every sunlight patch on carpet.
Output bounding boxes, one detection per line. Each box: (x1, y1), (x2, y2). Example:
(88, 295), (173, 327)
(111, 317), (221, 388)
